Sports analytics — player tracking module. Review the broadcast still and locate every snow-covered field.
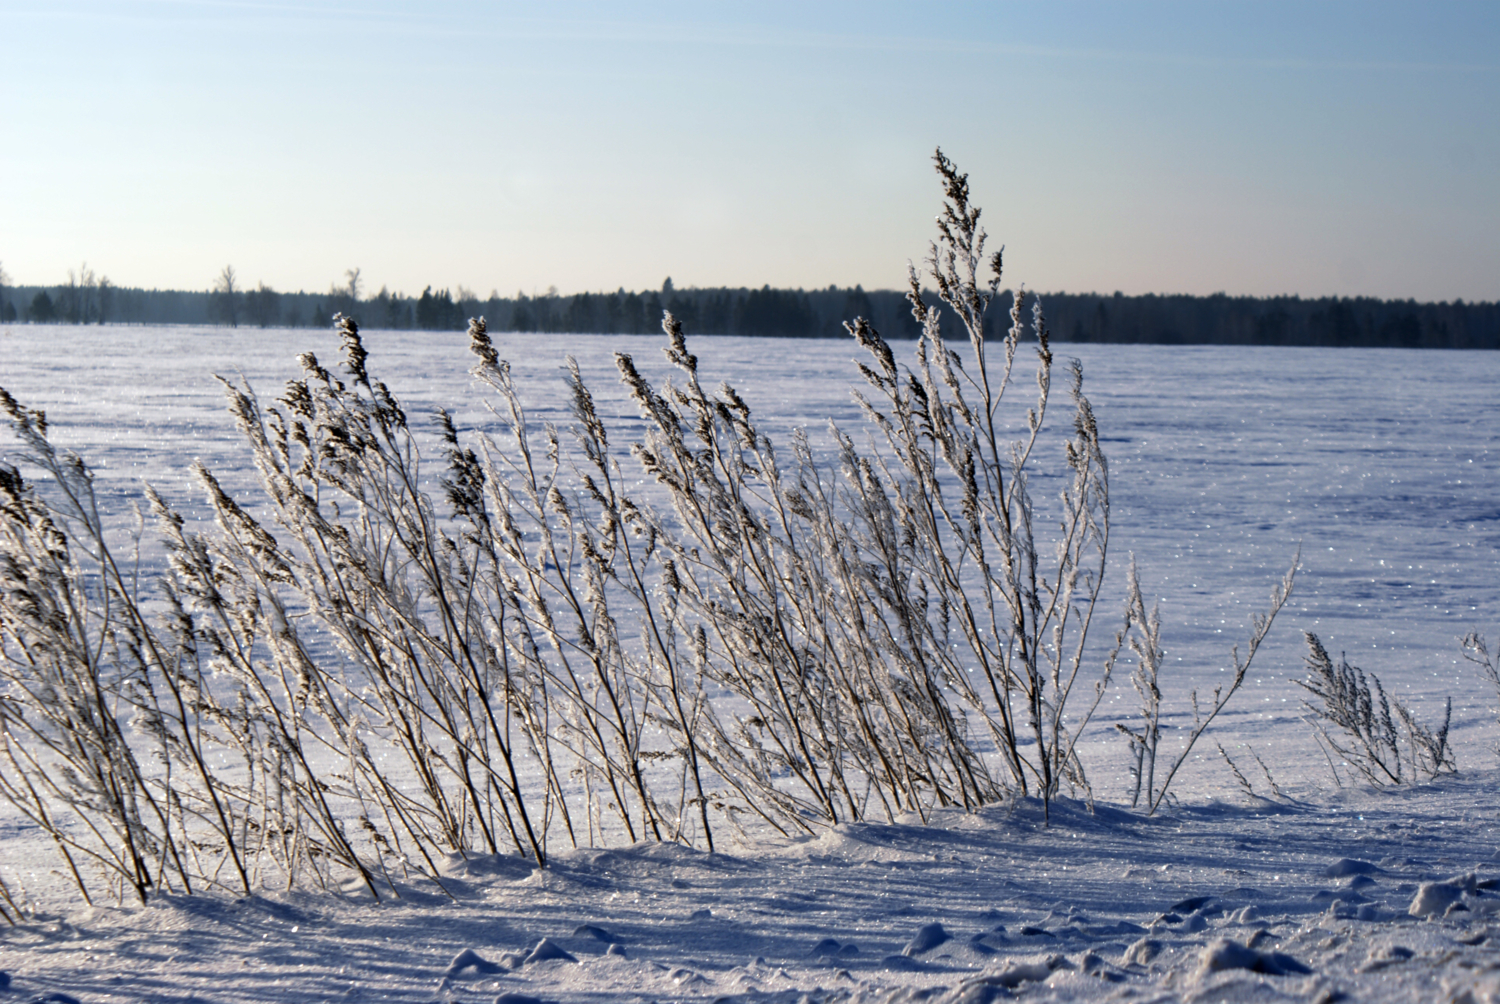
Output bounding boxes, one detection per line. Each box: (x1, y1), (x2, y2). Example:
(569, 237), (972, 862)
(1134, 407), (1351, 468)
(1, 322), (1498, 1003)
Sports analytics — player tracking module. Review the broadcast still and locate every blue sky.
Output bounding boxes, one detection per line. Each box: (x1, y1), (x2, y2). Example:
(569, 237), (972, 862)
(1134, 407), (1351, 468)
(2, 1), (1496, 300)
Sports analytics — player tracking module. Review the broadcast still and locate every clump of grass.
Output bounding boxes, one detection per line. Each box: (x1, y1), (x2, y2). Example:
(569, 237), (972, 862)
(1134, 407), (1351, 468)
(0, 150), (1303, 907)
(1463, 632), (1499, 715)
(0, 393), (248, 904)
(602, 150), (1116, 824)
(1215, 742), (1288, 802)
(1114, 553), (1297, 813)
(1463, 631), (1500, 761)
(1299, 632), (1453, 787)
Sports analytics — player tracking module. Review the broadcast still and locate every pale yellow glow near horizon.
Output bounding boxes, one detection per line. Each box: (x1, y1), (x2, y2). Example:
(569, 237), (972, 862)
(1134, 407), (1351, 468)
(1, 2), (1497, 302)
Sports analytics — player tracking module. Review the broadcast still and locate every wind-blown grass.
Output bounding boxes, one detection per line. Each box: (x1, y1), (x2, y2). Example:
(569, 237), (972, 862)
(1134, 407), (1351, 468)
(0, 152), (1296, 907)
(1300, 632), (1454, 787)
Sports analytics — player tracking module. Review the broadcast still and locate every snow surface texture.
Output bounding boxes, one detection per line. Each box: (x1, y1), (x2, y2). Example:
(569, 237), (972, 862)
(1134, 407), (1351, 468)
(5, 787), (1500, 1001)
(1, 323), (1499, 1002)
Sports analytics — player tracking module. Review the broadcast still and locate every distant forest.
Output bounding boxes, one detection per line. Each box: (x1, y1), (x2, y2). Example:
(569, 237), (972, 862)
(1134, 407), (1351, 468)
(1, 268), (1496, 349)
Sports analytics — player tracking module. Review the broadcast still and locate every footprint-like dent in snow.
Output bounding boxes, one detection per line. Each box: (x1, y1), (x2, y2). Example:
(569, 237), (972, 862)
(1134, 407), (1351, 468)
(493, 993), (545, 1004)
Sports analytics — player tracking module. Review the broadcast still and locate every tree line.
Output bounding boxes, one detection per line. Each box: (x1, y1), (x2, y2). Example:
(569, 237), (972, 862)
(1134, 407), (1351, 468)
(1, 263), (1495, 348)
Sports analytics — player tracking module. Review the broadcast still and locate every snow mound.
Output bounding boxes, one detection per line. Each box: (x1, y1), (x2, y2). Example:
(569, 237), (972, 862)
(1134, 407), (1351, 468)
(438, 852), (536, 881)
(1196, 938), (1313, 977)
(1410, 874), (1477, 917)
(905, 922), (951, 955)
(523, 938), (577, 964)
(808, 936), (842, 957)
(949, 957), (1065, 1001)
(1170, 895), (1214, 913)
(1361, 944), (1414, 972)
(1123, 937), (1165, 965)
(443, 947), (507, 978)
(571, 923), (620, 943)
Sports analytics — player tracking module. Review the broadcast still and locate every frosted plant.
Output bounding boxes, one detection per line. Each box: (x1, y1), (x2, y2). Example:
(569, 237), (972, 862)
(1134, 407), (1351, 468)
(0, 870), (16, 924)
(1300, 631), (1453, 786)
(214, 319), (556, 869)
(582, 151), (1119, 823)
(0, 149), (1318, 913)
(1116, 552), (1297, 813)
(1462, 631), (1500, 734)
(0, 391), (249, 903)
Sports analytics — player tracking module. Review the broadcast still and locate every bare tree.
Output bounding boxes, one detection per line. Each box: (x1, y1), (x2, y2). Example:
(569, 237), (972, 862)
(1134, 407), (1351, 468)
(344, 267), (362, 303)
(58, 264), (108, 324)
(213, 265), (239, 327)
(95, 274), (113, 325)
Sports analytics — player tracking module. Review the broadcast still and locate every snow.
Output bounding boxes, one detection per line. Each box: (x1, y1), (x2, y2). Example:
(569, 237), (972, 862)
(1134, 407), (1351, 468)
(6, 783), (1500, 1001)
(1, 322), (1499, 1002)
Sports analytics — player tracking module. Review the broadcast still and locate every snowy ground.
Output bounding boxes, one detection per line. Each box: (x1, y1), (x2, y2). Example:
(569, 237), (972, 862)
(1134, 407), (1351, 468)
(1, 323), (1499, 1002)
(6, 777), (1500, 1003)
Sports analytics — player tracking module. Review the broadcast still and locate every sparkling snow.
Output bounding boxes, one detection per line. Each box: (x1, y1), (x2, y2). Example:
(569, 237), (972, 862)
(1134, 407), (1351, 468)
(1, 322), (1498, 1003)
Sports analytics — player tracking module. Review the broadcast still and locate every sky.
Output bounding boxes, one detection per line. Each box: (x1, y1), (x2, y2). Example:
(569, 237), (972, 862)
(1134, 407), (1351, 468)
(1, 0), (1497, 301)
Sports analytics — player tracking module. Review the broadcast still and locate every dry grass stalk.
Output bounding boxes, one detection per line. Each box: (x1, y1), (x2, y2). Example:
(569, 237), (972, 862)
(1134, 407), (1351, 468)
(1115, 551), (1297, 813)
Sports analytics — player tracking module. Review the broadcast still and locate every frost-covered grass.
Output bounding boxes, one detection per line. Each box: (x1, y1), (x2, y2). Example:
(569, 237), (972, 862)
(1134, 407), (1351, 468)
(2, 157), (1499, 1002)
(0, 155), (1309, 911)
